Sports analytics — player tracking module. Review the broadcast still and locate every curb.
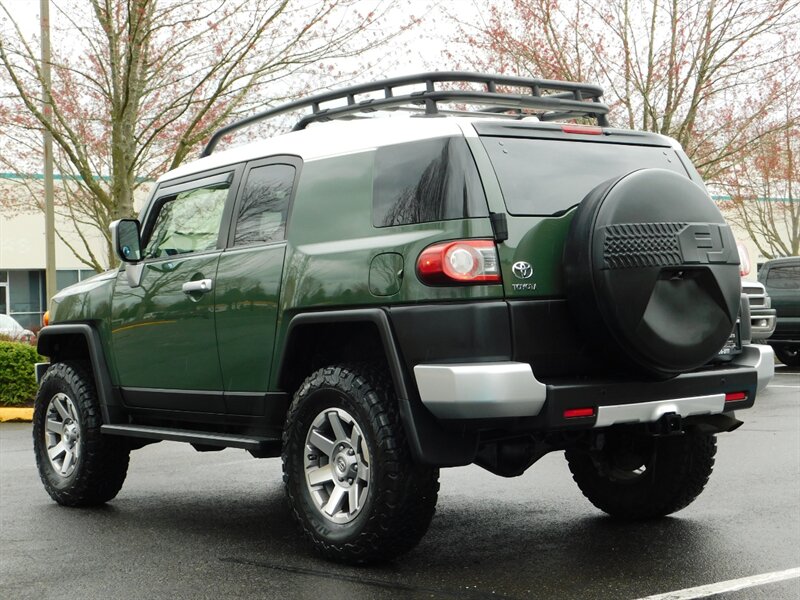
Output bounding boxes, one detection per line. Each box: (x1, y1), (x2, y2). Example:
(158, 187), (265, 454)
(0, 407), (34, 423)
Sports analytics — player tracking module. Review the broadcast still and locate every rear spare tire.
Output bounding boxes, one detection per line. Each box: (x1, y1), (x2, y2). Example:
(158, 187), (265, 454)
(564, 169), (741, 377)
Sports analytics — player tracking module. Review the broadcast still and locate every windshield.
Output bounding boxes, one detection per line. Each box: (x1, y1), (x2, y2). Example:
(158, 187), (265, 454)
(480, 137), (689, 216)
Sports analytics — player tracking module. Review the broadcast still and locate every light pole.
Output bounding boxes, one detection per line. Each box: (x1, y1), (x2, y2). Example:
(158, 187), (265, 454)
(40, 0), (56, 307)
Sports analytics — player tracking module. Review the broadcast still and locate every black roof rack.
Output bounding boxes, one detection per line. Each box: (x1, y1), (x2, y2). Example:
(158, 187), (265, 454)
(200, 71), (609, 157)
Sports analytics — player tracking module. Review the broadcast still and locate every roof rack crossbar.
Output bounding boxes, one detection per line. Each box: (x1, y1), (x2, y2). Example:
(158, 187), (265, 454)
(201, 71), (609, 157)
(291, 90), (608, 131)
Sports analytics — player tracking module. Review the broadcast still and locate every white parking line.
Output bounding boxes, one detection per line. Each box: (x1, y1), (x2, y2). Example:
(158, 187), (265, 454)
(769, 385), (800, 389)
(635, 567), (800, 600)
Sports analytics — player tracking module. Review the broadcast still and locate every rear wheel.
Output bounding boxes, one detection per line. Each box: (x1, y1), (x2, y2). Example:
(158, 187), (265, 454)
(565, 430), (716, 519)
(282, 365), (439, 564)
(33, 362), (130, 506)
(774, 345), (800, 367)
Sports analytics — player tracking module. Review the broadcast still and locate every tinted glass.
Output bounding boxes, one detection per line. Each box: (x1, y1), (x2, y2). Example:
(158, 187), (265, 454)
(8, 270), (43, 313)
(144, 180), (229, 259)
(481, 138), (689, 215)
(56, 270), (79, 291)
(766, 265), (800, 289)
(234, 164), (295, 246)
(373, 137), (488, 227)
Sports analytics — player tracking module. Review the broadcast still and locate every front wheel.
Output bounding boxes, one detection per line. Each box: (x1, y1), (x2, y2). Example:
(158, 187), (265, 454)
(565, 430), (716, 520)
(282, 365), (439, 564)
(33, 361), (130, 506)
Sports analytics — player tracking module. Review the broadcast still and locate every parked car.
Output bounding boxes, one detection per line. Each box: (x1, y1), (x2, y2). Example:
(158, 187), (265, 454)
(33, 72), (773, 564)
(0, 313), (35, 342)
(737, 243), (776, 342)
(759, 256), (800, 366)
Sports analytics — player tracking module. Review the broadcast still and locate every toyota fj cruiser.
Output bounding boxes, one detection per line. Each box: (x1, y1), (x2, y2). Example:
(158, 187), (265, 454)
(33, 73), (774, 564)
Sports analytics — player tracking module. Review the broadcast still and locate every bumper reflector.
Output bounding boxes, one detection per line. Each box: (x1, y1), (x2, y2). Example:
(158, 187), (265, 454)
(725, 391), (747, 402)
(564, 407), (595, 419)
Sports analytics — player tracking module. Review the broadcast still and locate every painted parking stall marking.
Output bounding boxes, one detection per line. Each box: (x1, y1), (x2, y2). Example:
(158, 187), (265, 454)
(636, 567), (800, 600)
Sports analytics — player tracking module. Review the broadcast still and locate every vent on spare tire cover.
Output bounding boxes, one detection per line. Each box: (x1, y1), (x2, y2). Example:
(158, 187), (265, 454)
(602, 222), (686, 269)
(563, 169), (741, 378)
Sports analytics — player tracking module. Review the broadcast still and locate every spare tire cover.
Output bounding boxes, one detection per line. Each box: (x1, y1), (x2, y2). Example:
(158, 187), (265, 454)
(564, 168), (740, 377)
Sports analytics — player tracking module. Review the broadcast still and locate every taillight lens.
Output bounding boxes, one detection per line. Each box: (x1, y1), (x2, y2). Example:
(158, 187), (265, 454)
(417, 240), (501, 285)
(561, 124), (603, 135)
(737, 242), (751, 276)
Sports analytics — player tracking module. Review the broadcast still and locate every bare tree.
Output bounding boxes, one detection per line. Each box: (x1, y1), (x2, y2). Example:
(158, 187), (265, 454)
(720, 90), (799, 257)
(450, 0), (800, 180)
(0, 0), (412, 270)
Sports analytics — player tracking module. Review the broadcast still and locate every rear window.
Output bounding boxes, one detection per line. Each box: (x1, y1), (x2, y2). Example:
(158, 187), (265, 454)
(766, 265), (800, 290)
(373, 137), (488, 227)
(480, 137), (689, 216)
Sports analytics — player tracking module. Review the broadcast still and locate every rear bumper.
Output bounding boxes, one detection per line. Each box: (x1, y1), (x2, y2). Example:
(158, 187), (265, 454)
(413, 344), (773, 429)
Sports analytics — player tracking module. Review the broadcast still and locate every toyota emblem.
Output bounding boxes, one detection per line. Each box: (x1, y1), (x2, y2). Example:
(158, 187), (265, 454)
(512, 261), (533, 279)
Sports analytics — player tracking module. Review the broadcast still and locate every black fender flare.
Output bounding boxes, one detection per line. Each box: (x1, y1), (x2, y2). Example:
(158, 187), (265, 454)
(278, 309), (477, 466)
(37, 323), (124, 424)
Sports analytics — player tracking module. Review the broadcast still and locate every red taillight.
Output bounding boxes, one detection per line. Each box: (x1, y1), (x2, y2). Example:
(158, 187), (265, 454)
(737, 242), (751, 276)
(561, 124), (603, 135)
(417, 240), (501, 285)
(725, 391), (747, 402)
(564, 407), (595, 419)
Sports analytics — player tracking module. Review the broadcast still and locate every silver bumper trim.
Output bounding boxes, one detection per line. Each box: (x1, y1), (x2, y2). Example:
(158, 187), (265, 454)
(594, 394), (724, 428)
(732, 344), (774, 391)
(413, 362), (546, 419)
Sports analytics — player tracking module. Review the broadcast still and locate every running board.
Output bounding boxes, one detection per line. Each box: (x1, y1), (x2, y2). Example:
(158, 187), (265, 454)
(101, 424), (281, 452)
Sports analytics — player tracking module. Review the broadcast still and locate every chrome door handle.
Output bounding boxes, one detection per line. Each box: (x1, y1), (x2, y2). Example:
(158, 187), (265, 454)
(182, 278), (213, 294)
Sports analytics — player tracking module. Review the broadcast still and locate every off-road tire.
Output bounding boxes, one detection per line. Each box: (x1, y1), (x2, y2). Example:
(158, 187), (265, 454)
(774, 346), (800, 367)
(565, 430), (716, 519)
(33, 361), (130, 506)
(282, 364), (439, 564)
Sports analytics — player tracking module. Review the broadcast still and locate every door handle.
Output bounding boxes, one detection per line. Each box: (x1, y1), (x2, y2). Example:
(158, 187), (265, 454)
(182, 278), (214, 294)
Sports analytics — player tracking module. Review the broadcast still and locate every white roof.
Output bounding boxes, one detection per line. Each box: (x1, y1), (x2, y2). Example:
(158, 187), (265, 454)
(159, 117), (472, 184)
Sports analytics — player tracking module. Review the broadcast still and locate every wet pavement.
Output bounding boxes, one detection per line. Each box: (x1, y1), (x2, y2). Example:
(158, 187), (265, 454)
(1, 367), (798, 599)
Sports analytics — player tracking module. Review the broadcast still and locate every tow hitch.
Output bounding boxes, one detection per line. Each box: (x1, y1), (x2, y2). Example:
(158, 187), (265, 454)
(651, 412), (683, 436)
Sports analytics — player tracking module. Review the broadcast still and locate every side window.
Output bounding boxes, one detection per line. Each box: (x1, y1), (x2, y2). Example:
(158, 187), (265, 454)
(143, 178), (230, 259)
(233, 164), (296, 246)
(373, 137), (488, 227)
(766, 265), (800, 290)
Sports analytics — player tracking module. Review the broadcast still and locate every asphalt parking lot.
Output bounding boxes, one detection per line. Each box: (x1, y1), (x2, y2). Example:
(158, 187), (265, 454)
(1, 367), (798, 599)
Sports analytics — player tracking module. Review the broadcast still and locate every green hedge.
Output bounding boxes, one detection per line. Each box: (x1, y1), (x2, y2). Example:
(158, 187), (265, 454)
(0, 341), (45, 406)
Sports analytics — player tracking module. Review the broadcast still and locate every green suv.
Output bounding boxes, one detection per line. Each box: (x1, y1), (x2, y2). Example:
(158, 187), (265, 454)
(33, 73), (774, 563)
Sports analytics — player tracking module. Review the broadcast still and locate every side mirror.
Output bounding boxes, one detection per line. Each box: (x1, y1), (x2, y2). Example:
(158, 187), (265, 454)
(111, 219), (142, 263)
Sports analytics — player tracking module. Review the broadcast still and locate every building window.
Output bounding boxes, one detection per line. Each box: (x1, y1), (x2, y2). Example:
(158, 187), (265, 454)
(57, 270), (79, 290)
(7, 270), (45, 330)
